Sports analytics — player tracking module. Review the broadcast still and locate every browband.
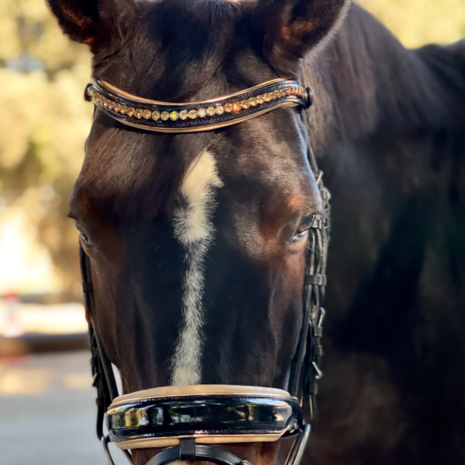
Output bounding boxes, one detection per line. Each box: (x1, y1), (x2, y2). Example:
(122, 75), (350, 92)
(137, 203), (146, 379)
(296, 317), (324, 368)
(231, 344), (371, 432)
(85, 79), (312, 133)
(105, 385), (302, 450)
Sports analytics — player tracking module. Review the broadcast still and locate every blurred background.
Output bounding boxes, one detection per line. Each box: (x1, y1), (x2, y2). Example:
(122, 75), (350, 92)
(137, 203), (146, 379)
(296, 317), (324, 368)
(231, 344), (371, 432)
(0, 1), (464, 464)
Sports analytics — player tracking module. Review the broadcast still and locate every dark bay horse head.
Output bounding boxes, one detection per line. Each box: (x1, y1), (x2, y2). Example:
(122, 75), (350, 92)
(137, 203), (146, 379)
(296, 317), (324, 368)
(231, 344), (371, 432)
(48, 0), (350, 463)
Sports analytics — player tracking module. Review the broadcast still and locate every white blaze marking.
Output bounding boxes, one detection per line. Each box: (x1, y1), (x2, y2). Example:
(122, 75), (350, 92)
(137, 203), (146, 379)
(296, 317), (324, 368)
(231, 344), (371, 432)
(171, 150), (223, 385)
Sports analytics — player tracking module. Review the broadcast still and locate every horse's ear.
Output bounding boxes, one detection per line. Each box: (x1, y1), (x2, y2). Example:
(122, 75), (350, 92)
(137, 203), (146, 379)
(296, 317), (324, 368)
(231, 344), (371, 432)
(47, 0), (135, 51)
(257, 0), (352, 72)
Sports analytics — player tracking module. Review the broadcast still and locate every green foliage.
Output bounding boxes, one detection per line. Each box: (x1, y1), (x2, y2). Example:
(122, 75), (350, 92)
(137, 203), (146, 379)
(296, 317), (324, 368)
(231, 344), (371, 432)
(0, 0), (464, 296)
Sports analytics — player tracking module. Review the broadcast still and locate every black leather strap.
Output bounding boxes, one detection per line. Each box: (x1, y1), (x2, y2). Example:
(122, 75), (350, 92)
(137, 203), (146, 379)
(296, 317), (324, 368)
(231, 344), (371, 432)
(146, 439), (246, 465)
(107, 394), (301, 445)
(79, 78), (329, 465)
(87, 79), (310, 134)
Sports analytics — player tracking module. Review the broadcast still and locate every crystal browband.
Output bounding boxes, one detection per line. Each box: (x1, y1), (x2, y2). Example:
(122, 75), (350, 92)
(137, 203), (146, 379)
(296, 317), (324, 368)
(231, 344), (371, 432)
(105, 385), (302, 450)
(85, 79), (312, 133)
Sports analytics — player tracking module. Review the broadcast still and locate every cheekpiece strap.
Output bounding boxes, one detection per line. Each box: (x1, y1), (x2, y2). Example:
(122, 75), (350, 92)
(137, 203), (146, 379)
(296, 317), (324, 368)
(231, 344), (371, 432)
(85, 79), (311, 133)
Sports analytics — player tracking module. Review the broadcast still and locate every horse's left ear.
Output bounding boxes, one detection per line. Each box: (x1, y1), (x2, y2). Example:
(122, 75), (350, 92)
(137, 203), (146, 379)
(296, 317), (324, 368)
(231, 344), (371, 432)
(47, 0), (135, 52)
(257, 0), (352, 72)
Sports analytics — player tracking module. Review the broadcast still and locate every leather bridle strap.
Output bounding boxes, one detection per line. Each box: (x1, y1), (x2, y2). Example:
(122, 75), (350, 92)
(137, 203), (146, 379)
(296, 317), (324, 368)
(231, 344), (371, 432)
(79, 77), (330, 465)
(80, 245), (133, 465)
(145, 426), (311, 465)
(287, 100), (330, 423)
(85, 79), (311, 133)
(147, 440), (247, 465)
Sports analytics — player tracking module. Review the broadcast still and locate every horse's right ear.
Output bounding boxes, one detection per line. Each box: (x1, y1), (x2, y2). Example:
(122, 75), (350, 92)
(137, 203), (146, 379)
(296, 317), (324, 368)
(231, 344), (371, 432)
(47, 0), (135, 51)
(257, 0), (352, 73)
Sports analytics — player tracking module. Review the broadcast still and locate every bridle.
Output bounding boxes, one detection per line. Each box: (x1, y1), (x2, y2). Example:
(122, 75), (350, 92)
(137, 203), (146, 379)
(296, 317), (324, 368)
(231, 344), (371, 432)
(80, 77), (330, 465)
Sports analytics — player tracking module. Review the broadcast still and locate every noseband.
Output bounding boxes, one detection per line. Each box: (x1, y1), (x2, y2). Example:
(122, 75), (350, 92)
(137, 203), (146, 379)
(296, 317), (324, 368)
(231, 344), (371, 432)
(81, 78), (330, 465)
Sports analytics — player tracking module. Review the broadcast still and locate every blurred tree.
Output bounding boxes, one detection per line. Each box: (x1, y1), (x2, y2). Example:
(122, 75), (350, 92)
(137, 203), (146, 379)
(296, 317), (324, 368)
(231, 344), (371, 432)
(0, 0), (464, 299)
(0, 0), (92, 298)
(358, 0), (465, 47)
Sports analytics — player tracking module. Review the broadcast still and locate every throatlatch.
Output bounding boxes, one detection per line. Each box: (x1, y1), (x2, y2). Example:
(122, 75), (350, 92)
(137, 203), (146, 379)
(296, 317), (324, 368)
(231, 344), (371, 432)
(80, 78), (330, 465)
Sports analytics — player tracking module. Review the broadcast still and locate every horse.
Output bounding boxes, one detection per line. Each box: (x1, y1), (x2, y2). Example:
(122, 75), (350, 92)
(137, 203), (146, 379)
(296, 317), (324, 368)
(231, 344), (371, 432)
(46, 0), (465, 464)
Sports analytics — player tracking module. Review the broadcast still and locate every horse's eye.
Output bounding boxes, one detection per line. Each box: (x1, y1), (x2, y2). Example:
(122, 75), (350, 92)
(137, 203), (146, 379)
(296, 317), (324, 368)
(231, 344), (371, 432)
(292, 229), (309, 242)
(73, 220), (92, 246)
(290, 214), (316, 244)
(80, 232), (91, 245)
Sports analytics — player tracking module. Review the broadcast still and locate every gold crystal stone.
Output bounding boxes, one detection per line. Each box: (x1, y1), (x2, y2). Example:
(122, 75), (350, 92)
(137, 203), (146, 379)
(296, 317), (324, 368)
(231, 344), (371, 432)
(206, 107), (215, 116)
(152, 110), (160, 121)
(113, 104), (121, 112)
(126, 107), (135, 117)
(119, 105), (128, 114)
(216, 106), (224, 115)
(224, 103), (233, 113)
(264, 93), (271, 102)
(143, 109), (151, 119)
(249, 97), (258, 107)
(94, 93), (101, 103)
(272, 91), (279, 100)
(257, 95), (264, 104)
(233, 102), (241, 112)
(161, 111), (170, 121)
(107, 101), (115, 110)
(241, 100), (250, 109)
(188, 110), (198, 119)
(170, 111), (178, 121)
(198, 108), (207, 118)
(179, 110), (188, 120)
(134, 108), (144, 119)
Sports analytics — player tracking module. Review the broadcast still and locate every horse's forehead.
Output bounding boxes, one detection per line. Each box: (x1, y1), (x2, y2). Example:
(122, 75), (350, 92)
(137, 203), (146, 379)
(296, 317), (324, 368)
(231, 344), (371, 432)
(75, 119), (312, 223)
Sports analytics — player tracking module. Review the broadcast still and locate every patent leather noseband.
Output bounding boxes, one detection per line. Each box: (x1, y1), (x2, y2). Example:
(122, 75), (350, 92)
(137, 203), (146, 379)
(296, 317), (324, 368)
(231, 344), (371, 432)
(81, 78), (329, 465)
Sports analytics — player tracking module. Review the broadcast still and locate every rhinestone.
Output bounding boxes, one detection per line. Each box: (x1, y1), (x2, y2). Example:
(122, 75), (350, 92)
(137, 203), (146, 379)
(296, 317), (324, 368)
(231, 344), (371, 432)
(241, 100), (250, 109)
(206, 106), (215, 116)
(161, 111), (170, 121)
(233, 102), (241, 112)
(127, 107), (136, 117)
(170, 111), (178, 121)
(179, 110), (188, 120)
(264, 93), (271, 102)
(119, 105), (128, 114)
(102, 97), (109, 107)
(94, 93), (101, 103)
(113, 104), (121, 112)
(134, 108), (144, 119)
(257, 95), (264, 104)
(107, 101), (115, 110)
(286, 87), (292, 95)
(188, 110), (198, 119)
(216, 106), (224, 115)
(224, 103), (233, 113)
(272, 91), (279, 100)
(143, 109), (152, 119)
(198, 108), (207, 118)
(249, 97), (258, 107)
(152, 110), (161, 121)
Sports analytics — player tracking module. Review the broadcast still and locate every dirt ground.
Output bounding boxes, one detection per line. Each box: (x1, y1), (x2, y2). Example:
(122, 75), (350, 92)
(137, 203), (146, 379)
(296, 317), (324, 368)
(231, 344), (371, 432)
(0, 351), (127, 465)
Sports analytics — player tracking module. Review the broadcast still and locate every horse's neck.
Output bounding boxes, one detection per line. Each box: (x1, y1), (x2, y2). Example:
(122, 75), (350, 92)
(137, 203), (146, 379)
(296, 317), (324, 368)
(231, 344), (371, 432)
(303, 4), (465, 154)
